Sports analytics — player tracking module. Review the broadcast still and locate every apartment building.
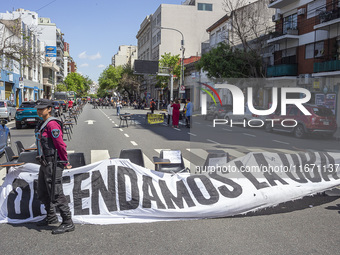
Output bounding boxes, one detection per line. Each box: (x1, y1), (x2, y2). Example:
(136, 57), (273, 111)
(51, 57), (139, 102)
(38, 18), (65, 86)
(268, 0), (340, 124)
(137, 0), (226, 101)
(111, 45), (138, 67)
(0, 9), (45, 104)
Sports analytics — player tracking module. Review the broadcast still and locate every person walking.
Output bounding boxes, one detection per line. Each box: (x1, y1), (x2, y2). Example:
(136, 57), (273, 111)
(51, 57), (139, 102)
(150, 99), (156, 114)
(167, 100), (173, 126)
(35, 99), (74, 235)
(116, 100), (122, 115)
(185, 98), (192, 128)
(171, 99), (181, 128)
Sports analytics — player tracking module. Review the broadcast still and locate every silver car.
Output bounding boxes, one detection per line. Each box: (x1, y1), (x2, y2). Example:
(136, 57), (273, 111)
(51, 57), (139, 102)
(0, 100), (17, 121)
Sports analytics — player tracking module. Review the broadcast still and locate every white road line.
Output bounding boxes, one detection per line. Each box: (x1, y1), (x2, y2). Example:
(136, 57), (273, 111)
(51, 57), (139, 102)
(223, 128), (232, 131)
(187, 148), (208, 160)
(273, 140), (290, 145)
(124, 134), (129, 137)
(188, 133), (197, 136)
(115, 124), (118, 127)
(30, 143), (36, 148)
(206, 139), (220, 145)
(91, 150), (110, 163)
(119, 128), (123, 131)
(131, 141), (138, 146)
(243, 133), (256, 137)
(67, 150), (75, 154)
(174, 128), (181, 131)
(143, 153), (155, 170)
(112, 121), (115, 123)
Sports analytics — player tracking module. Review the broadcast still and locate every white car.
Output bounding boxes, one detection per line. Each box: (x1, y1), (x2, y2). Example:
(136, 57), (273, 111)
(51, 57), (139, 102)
(223, 105), (267, 127)
(0, 100), (17, 121)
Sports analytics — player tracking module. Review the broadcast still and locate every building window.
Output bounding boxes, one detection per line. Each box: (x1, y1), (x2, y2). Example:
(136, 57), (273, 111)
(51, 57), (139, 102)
(152, 35), (156, 45)
(157, 13), (161, 25)
(157, 31), (161, 43)
(198, 3), (213, 11)
(305, 42), (324, 59)
(283, 14), (297, 34)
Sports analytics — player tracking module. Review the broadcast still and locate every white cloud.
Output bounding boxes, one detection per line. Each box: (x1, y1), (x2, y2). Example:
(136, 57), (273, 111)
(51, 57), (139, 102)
(78, 51), (87, 59)
(80, 63), (89, 67)
(78, 51), (101, 60)
(89, 52), (101, 60)
(97, 64), (105, 68)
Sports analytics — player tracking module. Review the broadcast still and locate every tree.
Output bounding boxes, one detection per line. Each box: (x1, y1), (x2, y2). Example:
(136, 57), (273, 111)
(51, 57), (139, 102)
(196, 42), (259, 79)
(56, 84), (67, 92)
(157, 52), (181, 89)
(98, 65), (123, 92)
(63, 72), (92, 97)
(0, 18), (43, 74)
(116, 63), (140, 99)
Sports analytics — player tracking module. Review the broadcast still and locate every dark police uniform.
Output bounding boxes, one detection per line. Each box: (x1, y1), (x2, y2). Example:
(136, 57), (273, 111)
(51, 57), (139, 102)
(35, 99), (75, 234)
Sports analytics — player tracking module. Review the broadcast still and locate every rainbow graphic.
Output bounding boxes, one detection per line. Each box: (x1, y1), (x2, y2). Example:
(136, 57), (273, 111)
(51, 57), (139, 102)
(200, 83), (222, 106)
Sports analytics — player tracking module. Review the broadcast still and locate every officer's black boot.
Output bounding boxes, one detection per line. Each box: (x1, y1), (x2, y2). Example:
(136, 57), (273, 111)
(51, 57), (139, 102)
(52, 212), (75, 234)
(37, 203), (58, 226)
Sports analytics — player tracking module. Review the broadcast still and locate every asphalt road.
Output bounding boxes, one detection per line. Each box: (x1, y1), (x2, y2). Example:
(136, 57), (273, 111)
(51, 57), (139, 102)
(0, 104), (339, 255)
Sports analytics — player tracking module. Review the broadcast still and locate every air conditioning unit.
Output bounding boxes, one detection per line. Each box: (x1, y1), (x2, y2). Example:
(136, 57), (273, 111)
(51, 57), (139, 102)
(297, 8), (306, 15)
(272, 13), (281, 22)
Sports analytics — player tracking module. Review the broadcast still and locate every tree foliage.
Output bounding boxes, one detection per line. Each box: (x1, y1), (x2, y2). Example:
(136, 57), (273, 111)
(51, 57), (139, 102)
(156, 52), (181, 88)
(196, 42), (262, 79)
(116, 64), (140, 98)
(63, 72), (92, 97)
(98, 65), (123, 91)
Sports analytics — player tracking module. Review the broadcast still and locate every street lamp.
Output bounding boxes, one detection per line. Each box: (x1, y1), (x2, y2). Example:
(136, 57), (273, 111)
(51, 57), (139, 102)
(158, 26), (185, 99)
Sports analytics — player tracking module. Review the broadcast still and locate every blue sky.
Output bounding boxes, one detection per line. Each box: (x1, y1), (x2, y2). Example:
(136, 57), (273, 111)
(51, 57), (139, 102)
(1, 0), (182, 83)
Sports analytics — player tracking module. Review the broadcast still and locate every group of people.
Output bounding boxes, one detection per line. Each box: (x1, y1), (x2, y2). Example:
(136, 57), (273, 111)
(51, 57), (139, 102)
(166, 98), (192, 128)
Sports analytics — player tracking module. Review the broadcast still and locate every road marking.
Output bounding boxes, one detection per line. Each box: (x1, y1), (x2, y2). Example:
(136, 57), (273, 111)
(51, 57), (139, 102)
(273, 140), (290, 145)
(115, 124), (118, 127)
(30, 143), (36, 148)
(112, 121), (115, 123)
(91, 150), (110, 163)
(124, 134), (129, 137)
(188, 133), (197, 136)
(187, 148), (208, 160)
(67, 150), (75, 154)
(207, 139), (220, 145)
(223, 128), (232, 131)
(119, 128), (123, 132)
(131, 141), (138, 146)
(243, 133), (256, 137)
(85, 120), (96, 125)
(174, 128), (181, 131)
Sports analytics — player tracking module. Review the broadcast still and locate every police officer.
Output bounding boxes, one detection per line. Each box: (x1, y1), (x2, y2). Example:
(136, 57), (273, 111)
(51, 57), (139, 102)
(35, 99), (75, 234)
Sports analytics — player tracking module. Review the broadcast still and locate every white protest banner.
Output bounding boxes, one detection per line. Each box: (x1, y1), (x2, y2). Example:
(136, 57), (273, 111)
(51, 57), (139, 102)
(0, 152), (339, 225)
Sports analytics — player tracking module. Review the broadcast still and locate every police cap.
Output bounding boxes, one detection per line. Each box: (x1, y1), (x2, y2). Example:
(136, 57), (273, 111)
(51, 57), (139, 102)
(35, 99), (53, 109)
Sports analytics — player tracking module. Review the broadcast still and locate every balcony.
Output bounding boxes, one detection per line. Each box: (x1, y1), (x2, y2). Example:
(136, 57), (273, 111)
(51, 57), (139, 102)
(267, 64), (298, 77)
(314, 7), (340, 30)
(267, 29), (299, 44)
(314, 60), (340, 73)
(268, 0), (296, 9)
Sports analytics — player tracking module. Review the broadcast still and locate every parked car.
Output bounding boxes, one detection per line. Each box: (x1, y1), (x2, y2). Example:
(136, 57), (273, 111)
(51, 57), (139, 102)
(0, 100), (17, 121)
(265, 104), (337, 138)
(52, 101), (63, 117)
(15, 101), (42, 129)
(57, 100), (68, 112)
(223, 105), (267, 127)
(0, 119), (11, 153)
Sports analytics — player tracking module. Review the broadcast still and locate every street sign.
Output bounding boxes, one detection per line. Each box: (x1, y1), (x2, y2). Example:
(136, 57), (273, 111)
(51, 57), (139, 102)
(19, 81), (24, 89)
(179, 85), (185, 94)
